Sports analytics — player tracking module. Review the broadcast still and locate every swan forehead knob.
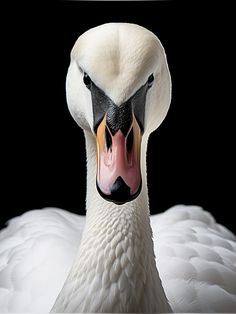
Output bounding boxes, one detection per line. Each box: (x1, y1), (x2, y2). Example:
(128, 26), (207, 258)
(71, 23), (165, 104)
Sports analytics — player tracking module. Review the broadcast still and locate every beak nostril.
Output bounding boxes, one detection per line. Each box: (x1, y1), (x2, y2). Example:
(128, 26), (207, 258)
(126, 128), (134, 153)
(105, 126), (112, 152)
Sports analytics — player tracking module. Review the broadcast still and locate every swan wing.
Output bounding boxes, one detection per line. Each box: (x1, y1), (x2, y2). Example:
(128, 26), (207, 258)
(151, 205), (236, 312)
(0, 208), (85, 312)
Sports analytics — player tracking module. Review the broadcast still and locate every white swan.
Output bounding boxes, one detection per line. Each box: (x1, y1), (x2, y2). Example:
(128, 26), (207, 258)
(0, 23), (236, 313)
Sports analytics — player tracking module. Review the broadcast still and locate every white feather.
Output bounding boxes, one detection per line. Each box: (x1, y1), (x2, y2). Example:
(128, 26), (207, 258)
(0, 205), (235, 312)
(152, 205), (236, 312)
(0, 209), (84, 312)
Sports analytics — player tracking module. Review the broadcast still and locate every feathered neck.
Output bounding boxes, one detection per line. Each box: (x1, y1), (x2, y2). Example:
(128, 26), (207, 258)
(51, 131), (172, 313)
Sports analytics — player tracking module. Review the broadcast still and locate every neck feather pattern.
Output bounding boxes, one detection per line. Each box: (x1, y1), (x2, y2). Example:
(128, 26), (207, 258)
(51, 131), (171, 313)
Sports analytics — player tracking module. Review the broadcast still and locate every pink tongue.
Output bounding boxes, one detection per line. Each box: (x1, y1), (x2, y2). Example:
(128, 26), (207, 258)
(97, 130), (141, 195)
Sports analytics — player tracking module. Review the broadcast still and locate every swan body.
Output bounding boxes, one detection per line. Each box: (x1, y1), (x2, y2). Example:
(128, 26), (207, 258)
(0, 23), (236, 312)
(0, 206), (236, 312)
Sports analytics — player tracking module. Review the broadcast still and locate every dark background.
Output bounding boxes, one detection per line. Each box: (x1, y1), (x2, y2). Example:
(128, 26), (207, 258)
(1, 1), (235, 233)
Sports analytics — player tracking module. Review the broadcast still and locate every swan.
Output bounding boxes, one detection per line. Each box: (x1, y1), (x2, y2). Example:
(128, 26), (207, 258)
(0, 22), (236, 313)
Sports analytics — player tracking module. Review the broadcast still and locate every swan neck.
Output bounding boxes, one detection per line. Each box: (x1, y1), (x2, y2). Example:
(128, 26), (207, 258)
(51, 131), (171, 313)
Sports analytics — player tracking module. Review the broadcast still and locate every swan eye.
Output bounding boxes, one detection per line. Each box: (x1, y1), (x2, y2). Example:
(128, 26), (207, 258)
(147, 74), (154, 88)
(83, 73), (91, 88)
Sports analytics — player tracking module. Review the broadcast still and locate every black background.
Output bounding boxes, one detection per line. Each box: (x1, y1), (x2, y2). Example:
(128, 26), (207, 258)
(1, 1), (235, 233)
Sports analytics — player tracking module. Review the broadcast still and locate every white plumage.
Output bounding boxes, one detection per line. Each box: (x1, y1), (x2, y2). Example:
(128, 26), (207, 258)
(0, 206), (235, 312)
(0, 209), (85, 312)
(0, 23), (236, 312)
(153, 205), (236, 312)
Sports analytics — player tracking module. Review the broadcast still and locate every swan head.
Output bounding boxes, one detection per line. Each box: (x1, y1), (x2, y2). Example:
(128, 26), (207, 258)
(66, 23), (171, 204)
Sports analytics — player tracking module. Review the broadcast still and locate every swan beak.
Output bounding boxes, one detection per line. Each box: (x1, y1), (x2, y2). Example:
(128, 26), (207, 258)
(96, 114), (142, 204)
